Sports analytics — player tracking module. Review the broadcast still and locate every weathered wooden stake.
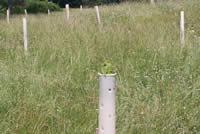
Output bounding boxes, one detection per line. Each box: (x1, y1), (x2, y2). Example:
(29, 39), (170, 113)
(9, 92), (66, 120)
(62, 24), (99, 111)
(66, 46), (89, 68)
(98, 73), (116, 134)
(65, 4), (69, 20)
(23, 18), (28, 56)
(180, 11), (184, 44)
(95, 6), (101, 25)
(7, 9), (10, 24)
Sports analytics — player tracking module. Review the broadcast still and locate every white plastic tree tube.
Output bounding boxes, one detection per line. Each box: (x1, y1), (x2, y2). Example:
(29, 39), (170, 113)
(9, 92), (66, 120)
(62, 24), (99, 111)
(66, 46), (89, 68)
(23, 18), (28, 56)
(150, 0), (155, 5)
(48, 9), (50, 15)
(7, 9), (10, 24)
(95, 6), (101, 25)
(80, 5), (83, 11)
(65, 4), (69, 20)
(98, 73), (116, 134)
(24, 9), (27, 16)
(180, 11), (184, 44)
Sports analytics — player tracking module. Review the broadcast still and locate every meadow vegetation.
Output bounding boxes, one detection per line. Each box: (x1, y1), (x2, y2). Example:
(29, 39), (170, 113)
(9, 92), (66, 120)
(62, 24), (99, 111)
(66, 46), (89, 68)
(0, 0), (200, 133)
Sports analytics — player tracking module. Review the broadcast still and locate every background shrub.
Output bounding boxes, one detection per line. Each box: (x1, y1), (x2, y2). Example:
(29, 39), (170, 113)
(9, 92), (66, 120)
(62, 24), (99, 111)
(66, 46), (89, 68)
(0, 0), (61, 14)
(26, 1), (61, 13)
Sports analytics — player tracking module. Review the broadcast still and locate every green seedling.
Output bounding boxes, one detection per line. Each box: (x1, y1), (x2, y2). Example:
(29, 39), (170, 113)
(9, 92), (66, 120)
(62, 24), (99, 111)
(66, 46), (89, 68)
(100, 60), (115, 74)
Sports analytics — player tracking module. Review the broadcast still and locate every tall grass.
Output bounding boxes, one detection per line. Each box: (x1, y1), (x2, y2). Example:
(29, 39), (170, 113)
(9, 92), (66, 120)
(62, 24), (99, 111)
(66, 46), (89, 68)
(0, 0), (200, 133)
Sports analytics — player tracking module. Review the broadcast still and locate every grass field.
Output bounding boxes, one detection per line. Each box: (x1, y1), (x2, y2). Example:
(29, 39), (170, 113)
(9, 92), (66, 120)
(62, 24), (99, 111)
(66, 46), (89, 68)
(0, 0), (200, 133)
